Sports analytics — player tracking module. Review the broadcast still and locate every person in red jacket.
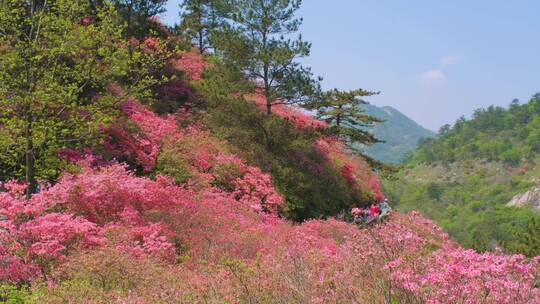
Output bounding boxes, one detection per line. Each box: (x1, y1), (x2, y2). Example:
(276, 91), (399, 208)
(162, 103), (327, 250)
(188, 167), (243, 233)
(369, 203), (380, 217)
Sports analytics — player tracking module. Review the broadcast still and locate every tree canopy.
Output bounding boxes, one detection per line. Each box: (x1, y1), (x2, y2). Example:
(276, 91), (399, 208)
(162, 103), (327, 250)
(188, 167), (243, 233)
(0, 0), (165, 196)
(306, 88), (382, 151)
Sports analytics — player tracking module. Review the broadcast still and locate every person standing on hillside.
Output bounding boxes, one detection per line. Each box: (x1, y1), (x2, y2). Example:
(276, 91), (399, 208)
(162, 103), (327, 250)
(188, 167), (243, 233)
(379, 198), (391, 217)
(369, 203), (380, 217)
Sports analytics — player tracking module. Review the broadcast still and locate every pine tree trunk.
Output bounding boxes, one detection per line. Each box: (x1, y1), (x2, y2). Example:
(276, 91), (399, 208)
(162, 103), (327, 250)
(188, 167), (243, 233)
(266, 99), (271, 115)
(264, 74), (271, 115)
(199, 30), (204, 53)
(264, 86), (273, 151)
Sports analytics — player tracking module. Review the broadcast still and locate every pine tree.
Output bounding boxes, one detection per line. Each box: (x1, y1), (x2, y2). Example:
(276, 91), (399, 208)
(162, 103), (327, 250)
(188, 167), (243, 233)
(306, 88), (382, 150)
(214, 0), (319, 116)
(111, 0), (167, 38)
(178, 0), (226, 53)
(507, 216), (540, 257)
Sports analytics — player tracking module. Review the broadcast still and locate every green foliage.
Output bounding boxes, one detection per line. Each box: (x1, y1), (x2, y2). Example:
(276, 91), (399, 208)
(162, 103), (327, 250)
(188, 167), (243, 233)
(155, 142), (194, 184)
(177, 0), (226, 52)
(111, 0), (167, 38)
(411, 94), (540, 165)
(0, 285), (31, 304)
(0, 0), (168, 190)
(305, 88), (381, 151)
(197, 66), (361, 221)
(384, 161), (540, 256)
(0, 1), (120, 190)
(426, 182), (443, 201)
(387, 94), (540, 256)
(503, 215), (540, 257)
(211, 0), (320, 115)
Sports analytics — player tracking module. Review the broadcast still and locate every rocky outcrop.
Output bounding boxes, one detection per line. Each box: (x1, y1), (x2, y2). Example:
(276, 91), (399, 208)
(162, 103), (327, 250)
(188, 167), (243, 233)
(507, 187), (540, 211)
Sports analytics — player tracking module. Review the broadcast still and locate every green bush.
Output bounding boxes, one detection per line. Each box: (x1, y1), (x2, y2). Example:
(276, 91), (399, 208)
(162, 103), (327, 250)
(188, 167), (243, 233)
(0, 285), (31, 304)
(156, 147), (193, 184)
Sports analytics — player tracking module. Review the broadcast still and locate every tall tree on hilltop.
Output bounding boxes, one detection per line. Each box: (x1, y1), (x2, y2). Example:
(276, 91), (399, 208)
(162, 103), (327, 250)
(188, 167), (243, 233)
(306, 88), (382, 151)
(111, 0), (167, 38)
(213, 0), (319, 115)
(178, 0), (227, 53)
(0, 0), (158, 198)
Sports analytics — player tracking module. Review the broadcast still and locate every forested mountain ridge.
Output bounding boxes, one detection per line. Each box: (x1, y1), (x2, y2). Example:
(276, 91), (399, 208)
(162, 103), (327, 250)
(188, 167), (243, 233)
(410, 94), (540, 165)
(360, 104), (435, 163)
(385, 94), (540, 257)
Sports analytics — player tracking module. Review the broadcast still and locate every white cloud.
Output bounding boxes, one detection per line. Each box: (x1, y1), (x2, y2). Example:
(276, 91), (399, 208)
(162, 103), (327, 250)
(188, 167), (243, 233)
(419, 69), (446, 84)
(419, 55), (461, 85)
(440, 55), (461, 67)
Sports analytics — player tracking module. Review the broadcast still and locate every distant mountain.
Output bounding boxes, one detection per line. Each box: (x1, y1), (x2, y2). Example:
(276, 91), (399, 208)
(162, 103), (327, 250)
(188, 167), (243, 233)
(360, 104), (436, 164)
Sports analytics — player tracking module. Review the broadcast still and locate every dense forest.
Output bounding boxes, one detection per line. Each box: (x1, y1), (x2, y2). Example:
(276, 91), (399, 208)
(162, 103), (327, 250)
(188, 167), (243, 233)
(410, 94), (540, 165)
(386, 95), (540, 256)
(0, 1), (539, 303)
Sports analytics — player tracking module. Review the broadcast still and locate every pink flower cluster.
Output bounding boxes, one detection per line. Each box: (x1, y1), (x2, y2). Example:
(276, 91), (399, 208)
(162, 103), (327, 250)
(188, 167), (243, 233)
(122, 99), (179, 142)
(0, 164), (187, 281)
(226, 159), (284, 215)
(173, 50), (208, 81)
(104, 95), (284, 215)
(315, 136), (384, 202)
(388, 247), (540, 304)
(163, 131), (284, 215)
(105, 99), (179, 171)
(246, 93), (327, 129)
(1, 160), (538, 304)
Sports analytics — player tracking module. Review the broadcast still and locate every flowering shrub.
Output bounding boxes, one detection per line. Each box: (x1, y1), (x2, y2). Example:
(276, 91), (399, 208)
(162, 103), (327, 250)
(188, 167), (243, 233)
(0, 231), (39, 283)
(121, 100), (179, 141)
(104, 99), (179, 171)
(104, 125), (160, 172)
(18, 213), (103, 259)
(173, 50), (208, 81)
(1, 160), (539, 304)
(246, 93), (327, 129)
(315, 136), (384, 202)
(156, 78), (195, 114)
(157, 130), (284, 215)
(231, 165), (283, 215)
(0, 164), (184, 281)
(388, 248), (540, 304)
(111, 223), (176, 262)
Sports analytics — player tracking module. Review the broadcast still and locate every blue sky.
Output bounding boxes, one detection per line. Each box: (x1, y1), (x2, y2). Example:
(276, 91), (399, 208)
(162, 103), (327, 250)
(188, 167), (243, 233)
(161, 0), (540, 131)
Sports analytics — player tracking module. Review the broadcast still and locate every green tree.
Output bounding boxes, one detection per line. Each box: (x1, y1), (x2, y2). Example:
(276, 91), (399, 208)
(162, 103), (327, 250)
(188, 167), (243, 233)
(214, 0), (319, 115)
(111, 0), (167, 38)
(178, 0), (226, 53)
(505, 215), (540, 257)
(0, 0), (151, 197)
(196, 66), (360, 221)
(306, 88), (381, 150)
(426, 182), (443, 201)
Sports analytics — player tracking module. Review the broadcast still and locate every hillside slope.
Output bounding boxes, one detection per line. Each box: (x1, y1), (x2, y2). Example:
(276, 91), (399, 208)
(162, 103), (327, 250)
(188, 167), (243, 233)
(1, 3), (540, 303)
(385, 95), (540, 256)
(361, 104), (435, 163)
